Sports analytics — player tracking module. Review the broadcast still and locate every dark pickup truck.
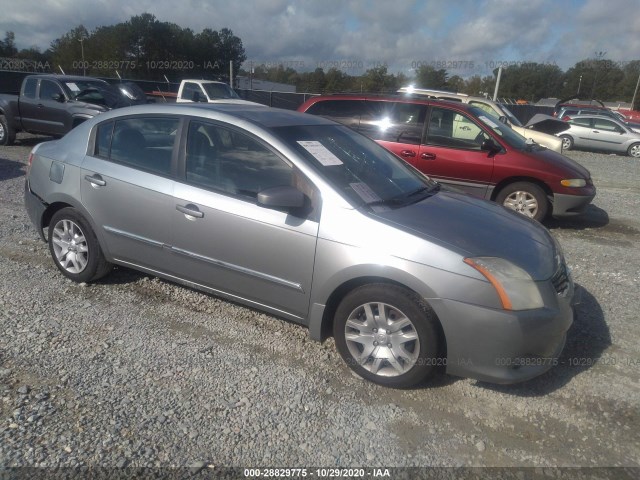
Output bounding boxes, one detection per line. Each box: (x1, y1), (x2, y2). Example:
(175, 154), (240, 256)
(0, 74), (147, 145)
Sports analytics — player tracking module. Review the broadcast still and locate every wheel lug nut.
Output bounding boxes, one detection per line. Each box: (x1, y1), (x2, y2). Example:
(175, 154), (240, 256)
(373, 341), (378, 346)
(373, 329), (377, 333)
(387, 343), (392, 348)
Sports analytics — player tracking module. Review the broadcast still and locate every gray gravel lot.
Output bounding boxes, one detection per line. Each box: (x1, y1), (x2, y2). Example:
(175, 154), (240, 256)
(0, 134), (639, 473)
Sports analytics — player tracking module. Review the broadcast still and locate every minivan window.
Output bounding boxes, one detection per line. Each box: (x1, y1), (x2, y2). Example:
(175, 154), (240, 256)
(426, 107), (490, 150)
(305, 100), (365, 126)
(360, 101), (427, 145)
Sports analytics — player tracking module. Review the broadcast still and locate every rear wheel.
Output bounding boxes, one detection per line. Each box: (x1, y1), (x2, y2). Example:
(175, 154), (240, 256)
(560, 135), (573, 151)
(496, 181), (549, 222)
(333, 284), (441, 388)
(628, 143), (640, 158)
(48, 208), (112, 282)
(0, 114), (16, 146)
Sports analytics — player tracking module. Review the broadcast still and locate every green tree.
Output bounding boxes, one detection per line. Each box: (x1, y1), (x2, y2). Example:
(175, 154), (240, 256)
(414, 65), (448, 89)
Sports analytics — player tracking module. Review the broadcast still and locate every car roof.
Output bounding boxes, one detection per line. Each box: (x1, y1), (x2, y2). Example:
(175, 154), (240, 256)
(95, 103), (336, 128)
(567, 114), (623, 121)
(303, 93), (477, 112)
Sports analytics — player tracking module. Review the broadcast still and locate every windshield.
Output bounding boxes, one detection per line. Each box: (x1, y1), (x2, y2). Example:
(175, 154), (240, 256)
(63, 80), (109, 99)
(271, 124), (439, 210)
(496, 105), (523, 127)
(468, 107), (532, 150)
(202, 82), (240, 99)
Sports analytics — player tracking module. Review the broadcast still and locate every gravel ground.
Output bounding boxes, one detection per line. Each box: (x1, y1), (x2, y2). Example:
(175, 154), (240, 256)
(0, 134), (639, 474)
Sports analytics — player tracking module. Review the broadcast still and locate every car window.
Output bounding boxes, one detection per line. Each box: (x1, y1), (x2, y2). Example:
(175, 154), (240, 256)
(181, 82), (204, 101)
(593, 119), (623, 133)
(94, 122), (114, 158)
(106, 117), (179, 174)
(426, 107), (490, 150)
(469, 101), (497, 116)
(569, 117), (591, 127)
(305, 100), (365, 125)
(360, 101), (427, 145)
(185, 120), (293, 200)
(23, 78), (37, 99)
(39, 80), (63, 100)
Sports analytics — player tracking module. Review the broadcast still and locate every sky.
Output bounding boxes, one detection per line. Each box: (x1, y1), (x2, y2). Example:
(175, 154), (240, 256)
(1, 0), (638, 77)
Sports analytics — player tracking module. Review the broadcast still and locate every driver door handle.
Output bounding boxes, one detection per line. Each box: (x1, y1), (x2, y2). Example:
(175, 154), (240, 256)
(421, 152), (436, 160)
(84, 174), (106, 187)
(400, 150), (416, 158)
(176, 204), (204, 218)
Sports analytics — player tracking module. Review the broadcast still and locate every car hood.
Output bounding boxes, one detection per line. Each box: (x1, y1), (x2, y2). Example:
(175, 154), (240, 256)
(523, 146), (591, 179)
(370, 191), (556, 280)
(525, 114), (570, 135)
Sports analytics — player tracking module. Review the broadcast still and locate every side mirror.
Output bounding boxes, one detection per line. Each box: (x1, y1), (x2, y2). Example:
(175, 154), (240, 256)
(258, 185), (305, 210)
(481, 138), (502, 154)
(52, 93), (65, 102)
(191, 90), (205, 102)
(498, 115), (508, 125)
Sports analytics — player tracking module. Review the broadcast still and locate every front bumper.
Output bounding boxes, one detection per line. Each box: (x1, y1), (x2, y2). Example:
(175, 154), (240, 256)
(430, 275), (575, 384)
(551, 190), (596, 217)
(24, 180), (47, 242)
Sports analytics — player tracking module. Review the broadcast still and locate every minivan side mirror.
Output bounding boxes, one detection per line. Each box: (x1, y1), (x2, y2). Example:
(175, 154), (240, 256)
(481, 138), (502, 155)
(498, 115), (508, 125)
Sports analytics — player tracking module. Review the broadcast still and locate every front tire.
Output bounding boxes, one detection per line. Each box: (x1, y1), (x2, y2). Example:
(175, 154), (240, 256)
(48, 208), (112, 282)
(628, 143), (640, 158)
(0, 114), (16, 146)
(560, 135), (573, 151)
(496, 181), (549, 222)
(333, 284), (441, 388)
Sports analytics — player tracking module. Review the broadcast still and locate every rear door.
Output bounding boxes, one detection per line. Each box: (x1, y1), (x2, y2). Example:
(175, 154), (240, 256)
(81, 116), (181, 271)
(417, 106), (495, 198)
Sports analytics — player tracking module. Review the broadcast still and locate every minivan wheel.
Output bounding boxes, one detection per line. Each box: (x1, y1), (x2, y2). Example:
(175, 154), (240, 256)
(496, 182), (548, 222)
(333, 284), (440, 388)
(48, 208), (112, 282)
(628, 143), (640, 158)
(560, 135), (573, 151)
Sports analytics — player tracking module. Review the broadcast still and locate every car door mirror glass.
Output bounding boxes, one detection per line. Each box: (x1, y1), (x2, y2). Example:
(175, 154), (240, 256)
(258, 185), (305, 209)
(52, 93), (64, 102)
(481, 139), (501, 153)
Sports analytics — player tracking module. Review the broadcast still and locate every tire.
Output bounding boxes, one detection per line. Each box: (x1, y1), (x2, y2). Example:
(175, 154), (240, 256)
(48, 208), (112, 283)
(628, 143), (640, 158)
(495, 181), (549, 222)
(560, 135), (573, 151)
(333, 284), (441, 388)
(0, 114), (16, 146)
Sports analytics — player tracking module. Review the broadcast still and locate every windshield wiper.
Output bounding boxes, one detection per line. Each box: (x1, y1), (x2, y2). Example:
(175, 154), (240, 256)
(366, 184), (440, 209)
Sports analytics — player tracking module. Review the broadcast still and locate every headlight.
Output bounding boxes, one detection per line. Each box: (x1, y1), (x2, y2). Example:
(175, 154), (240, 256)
(464, 257), (544, 310)
(560, 179), (586, 187)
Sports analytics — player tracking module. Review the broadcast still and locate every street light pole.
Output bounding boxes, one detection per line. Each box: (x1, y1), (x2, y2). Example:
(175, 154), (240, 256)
(577, 75), (582, 95)
(78, 37), (85, 76)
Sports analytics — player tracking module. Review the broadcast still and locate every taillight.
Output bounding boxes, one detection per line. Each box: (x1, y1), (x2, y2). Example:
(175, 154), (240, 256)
(561, 116), (570, 121)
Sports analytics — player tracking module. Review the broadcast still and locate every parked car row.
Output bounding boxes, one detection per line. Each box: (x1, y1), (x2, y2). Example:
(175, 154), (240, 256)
(559, 114), (640, 157)
(297, 94), (595, 222)
(24, 103), (578, 388)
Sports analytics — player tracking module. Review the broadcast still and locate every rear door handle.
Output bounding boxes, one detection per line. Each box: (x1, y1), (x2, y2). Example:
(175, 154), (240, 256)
(400, 150), (416, 158)
(592, 130), (600, 133)
(421, 152), (436, 160)
(84, 174), (106, 187)
(176, 204), (204, 218)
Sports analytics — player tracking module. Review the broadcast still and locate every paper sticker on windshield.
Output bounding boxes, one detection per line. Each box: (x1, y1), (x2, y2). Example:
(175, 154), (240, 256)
(479, 115), (500, 129)
(66, 82), (80, 92)
(350, 182), (380, 203)
(297, 141), (343, 166)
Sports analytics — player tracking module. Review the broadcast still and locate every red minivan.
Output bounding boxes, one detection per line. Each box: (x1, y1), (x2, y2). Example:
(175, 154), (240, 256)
(298, 95), (596, 222)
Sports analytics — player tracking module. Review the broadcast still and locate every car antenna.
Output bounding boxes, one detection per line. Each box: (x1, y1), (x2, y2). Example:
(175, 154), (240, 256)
(115, 70), (122, 82)
(58, 65), (66, 75)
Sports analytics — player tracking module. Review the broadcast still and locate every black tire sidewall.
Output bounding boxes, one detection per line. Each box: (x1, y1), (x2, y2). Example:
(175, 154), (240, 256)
(496, 181), (548, 222)
(333, 284), (440, 388)
(48, 208), (104, 283)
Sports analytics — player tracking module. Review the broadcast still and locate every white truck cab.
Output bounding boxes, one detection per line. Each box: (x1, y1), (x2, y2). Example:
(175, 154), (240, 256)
(176, 80), (263, 106)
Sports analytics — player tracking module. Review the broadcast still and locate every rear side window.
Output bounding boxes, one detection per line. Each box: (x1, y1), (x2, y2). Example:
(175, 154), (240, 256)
(570, 118), (591, 127)
(22, 78), (37, 99)
(96, 117), (179, 175)
(469, 101), (497, 116)
(305, 100), (365, 127)
(593, 118), (623, 133)
(360, 101), (427, 145)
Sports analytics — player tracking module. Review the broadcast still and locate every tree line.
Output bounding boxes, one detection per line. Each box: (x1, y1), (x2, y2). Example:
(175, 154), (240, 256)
(1, 19), (639, 106)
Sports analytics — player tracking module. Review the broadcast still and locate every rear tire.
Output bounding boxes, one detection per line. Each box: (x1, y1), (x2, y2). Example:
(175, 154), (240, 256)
(48, 208), (112, 283)
(496, 181), (549, 222)
(560, 135), (573, 151)
(333, 284), (441, 388)
(0, 114), (16, 146)
(628, 143), (640, 158)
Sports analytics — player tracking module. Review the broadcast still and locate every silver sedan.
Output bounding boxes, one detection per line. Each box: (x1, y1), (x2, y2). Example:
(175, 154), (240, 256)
(25, 103), (576, 388)
(558, 114), (640, 157)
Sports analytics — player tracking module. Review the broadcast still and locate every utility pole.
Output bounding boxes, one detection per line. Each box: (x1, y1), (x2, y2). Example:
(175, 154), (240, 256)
(577, 75), (582, 95)
(631, 70), (640, 112)
(590, 51), (606, 99)
(492, 66), (503, 101)
(78, 36), (86, 76)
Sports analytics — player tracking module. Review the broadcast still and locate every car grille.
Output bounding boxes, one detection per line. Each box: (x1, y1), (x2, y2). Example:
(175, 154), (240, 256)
(551, 262), (570, 296)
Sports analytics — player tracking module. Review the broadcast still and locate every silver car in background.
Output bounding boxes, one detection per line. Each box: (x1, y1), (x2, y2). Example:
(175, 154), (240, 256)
(25, 104), (576, 388)
(559, 114), (640, 157)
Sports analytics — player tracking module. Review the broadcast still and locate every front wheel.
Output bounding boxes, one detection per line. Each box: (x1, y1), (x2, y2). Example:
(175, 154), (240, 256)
(0, 114), (16, 146)
(48, 208), (112, 282)
(628, 143), (640, 158)
(333, 284), (441, 388)
(560, 135), (573, 151)
(495, 182), (549, 222)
